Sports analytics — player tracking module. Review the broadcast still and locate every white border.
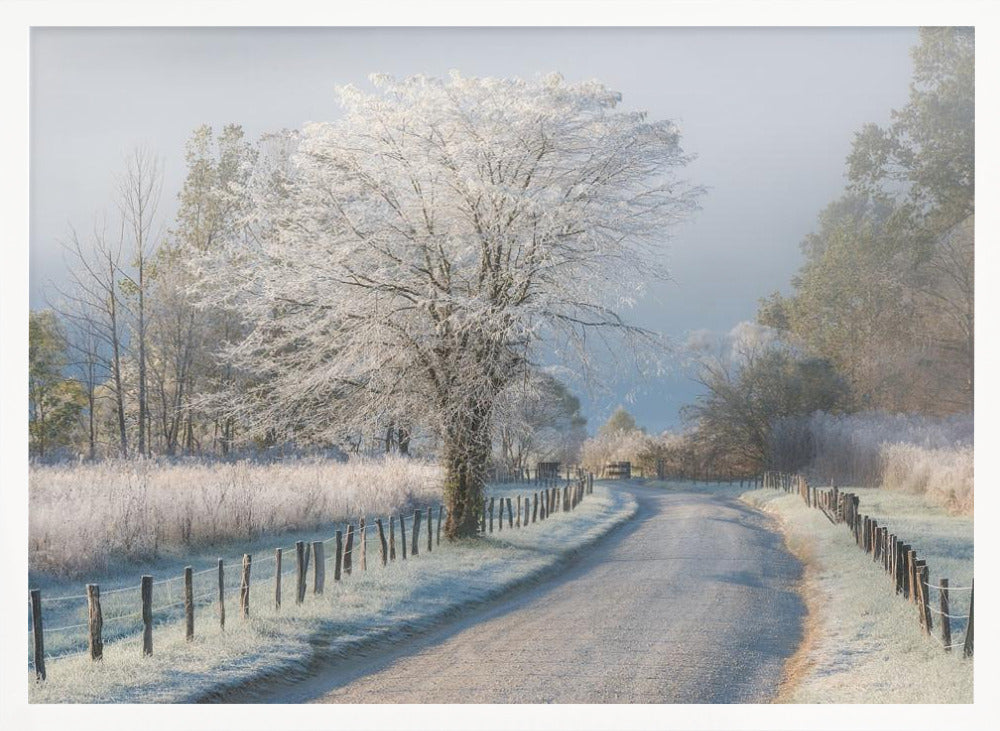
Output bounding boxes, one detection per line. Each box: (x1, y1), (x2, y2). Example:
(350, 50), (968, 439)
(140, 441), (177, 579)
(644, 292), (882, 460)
(2, 2), (997, 729)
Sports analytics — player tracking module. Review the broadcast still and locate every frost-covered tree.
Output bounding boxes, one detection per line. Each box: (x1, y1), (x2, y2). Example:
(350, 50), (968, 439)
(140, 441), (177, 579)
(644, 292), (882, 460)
(201, 72), (701, 537)
(494, 372), (587, 474)
(149, 124), (257, 455)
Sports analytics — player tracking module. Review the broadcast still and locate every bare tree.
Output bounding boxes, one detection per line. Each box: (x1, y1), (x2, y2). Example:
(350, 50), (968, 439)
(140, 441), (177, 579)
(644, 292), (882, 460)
(55, 219), (130, 457)
(201, 73), (701, 537)
(62, 300), (105, 460)
(117, 148), (164, 458)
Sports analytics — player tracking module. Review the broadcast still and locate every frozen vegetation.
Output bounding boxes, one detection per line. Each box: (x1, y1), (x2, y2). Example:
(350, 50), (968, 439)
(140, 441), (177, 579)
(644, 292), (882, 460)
(29, 457), (442, 578)
(28, 483), (635, 703)
(742, 486), (973, 703)
(770, 411), (973, 514)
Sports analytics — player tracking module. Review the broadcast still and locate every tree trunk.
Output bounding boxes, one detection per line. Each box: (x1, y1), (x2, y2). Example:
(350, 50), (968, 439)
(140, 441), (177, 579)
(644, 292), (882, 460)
(87, 386), (96, 461)
(108, 255), (129, 458)
(442, 410), (492, 540)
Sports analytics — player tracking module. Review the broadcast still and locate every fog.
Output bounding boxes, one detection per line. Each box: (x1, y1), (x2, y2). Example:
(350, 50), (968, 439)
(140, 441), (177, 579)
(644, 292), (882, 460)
(29, 27), (917, 431)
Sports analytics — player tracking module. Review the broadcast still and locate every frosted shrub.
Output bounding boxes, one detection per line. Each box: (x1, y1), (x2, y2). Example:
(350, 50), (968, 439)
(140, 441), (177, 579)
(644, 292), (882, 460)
(581, 430), (654, 475)
(771, 411), (973, 514)
(29, 457), (442, 577)
(881, 444), (974, 514)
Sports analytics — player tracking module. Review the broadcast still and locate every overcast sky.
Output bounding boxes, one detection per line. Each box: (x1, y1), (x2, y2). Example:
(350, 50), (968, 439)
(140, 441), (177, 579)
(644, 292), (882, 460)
(29, 26), (918, 432)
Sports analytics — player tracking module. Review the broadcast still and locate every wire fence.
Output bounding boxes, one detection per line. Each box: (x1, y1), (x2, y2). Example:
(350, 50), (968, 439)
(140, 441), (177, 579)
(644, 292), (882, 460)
(762, 471), (973, 659)
(28, 473), (595, 680)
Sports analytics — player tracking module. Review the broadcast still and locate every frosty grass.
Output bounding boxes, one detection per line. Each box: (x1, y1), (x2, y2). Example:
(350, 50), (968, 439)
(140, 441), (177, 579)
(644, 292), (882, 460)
(742, 487), (973, 703)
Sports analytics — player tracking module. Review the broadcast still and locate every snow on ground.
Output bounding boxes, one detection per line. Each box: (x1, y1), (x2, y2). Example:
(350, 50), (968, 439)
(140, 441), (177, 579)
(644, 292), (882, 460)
(28, 483), (636, 703)
(742, 487), (973, 703)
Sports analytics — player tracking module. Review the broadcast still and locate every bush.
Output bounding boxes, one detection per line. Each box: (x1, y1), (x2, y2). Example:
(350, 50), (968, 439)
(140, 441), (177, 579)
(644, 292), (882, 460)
(769, 411), (973, 514)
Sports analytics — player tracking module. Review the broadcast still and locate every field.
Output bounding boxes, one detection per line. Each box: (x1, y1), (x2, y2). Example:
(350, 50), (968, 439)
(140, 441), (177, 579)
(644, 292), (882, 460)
(742, 486), (973, 703)
(29, 457), (442, 578)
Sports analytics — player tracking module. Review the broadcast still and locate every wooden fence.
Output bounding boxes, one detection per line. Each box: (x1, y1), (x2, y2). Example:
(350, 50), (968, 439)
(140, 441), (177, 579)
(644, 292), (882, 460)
(28, 474), (595, 681)
(762, 471), (973, 658)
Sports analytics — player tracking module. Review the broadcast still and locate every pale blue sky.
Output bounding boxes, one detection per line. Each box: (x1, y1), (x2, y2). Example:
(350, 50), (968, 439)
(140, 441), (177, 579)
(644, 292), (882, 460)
(29, 27), (918, 432)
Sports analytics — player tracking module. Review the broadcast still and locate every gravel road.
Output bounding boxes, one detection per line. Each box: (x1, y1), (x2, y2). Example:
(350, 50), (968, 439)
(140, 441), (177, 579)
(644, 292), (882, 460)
(239, 482), (804, 703)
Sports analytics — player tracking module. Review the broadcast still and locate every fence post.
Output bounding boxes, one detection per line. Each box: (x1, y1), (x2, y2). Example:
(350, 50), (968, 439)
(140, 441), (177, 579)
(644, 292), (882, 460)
(915, 561), (930, 633)
(333, 531), (342, 582)
(141, 575), (153, 656)
(940, 578), (952, 651)
(400, 515), (408, 559)
(313, 541), (326, 593)
(887, 533), (899, 594)
(184, 566), (194, 642)
(412, 510), (421, 556)
(921, 563), (932, 630)
(907, 550), (917, 602)
(296, 541), (306, 604)
(902, 547), (911, 598)
(219, 558), (226, 629)
(389, 517), (397, 560)
(360, 517), (367, 571)
(437, 505), (444, 546)
(344, 524), (354, 575)
(30, 590), (45, 681)
(239, 554), (252, 619)
(489, 497), (495, 533)
(516, 495), (522, 527)
(507, 497), (514, 528)
(274, 549), (281, 611)
(87, 584), (103, 660)
(375, 519), (387, 566)
(896, 536), (910, 597)
(427, 507), (433, 553)
(963, 583), (974, 658)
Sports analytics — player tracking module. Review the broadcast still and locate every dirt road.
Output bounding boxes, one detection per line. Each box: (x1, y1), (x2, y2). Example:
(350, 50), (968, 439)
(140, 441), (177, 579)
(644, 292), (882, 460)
(235, 483), (804, 703)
